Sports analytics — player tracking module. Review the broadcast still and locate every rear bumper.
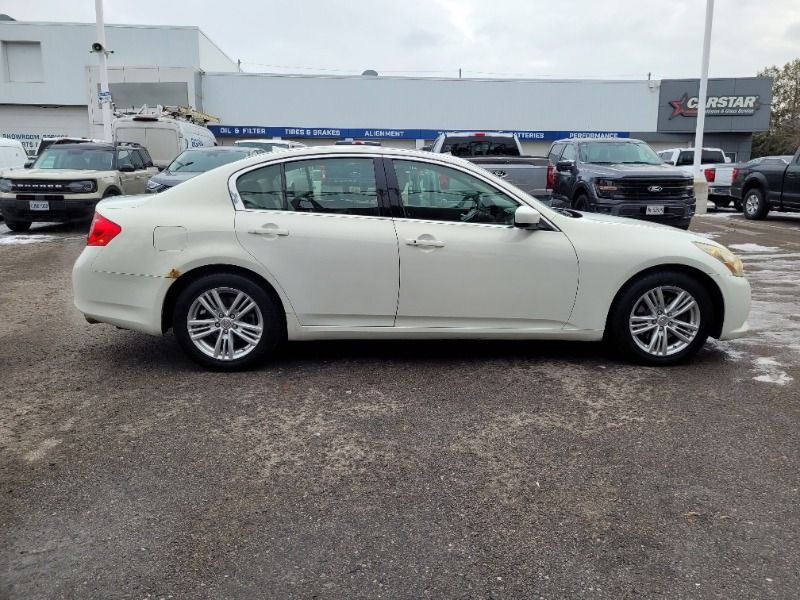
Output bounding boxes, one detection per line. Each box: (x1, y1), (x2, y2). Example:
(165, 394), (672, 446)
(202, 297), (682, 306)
(1, 196), (99, 223)
(72, 247), (171, 336)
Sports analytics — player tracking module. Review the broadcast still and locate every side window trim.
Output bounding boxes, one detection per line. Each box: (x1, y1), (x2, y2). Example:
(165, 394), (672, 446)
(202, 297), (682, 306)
(386, 157), (522, 226)
(231, 154), (388, 217)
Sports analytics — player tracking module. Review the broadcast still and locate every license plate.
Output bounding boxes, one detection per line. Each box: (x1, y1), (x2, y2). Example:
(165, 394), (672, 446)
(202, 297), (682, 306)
(29, 200), (50, 211)
(646, 205), (665, 216)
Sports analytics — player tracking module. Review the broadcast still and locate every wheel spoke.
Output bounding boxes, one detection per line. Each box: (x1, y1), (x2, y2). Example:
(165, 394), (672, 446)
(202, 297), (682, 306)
(660, 327), (669, 355)
(211, 289), (227, 315)
(228, 292), (246, 315)
(213, 329), (224, 357)
(665, 291), (687, 314)
(190, 326), (218, 341)
(631, 323), (657, 336)
(668, 325), (693, 344)
(669, 295), (697, 317)
(647, 328), (661, 353)
(237, 300), (257, 319)
(642, 292), (659, 316)
(655, 287), (667, 312)
(226, 331), (236, 359)
(198, 293), (218, 316)
(232, 327), (260, 345)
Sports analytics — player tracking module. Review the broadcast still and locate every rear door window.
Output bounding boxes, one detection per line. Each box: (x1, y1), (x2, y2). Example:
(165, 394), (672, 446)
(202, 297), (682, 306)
(548, 143), (565, 163)
(285, 158), (380, 216)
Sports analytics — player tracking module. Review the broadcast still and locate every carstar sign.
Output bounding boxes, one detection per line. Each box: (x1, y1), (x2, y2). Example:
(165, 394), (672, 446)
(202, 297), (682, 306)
(668, 93), (761, 118)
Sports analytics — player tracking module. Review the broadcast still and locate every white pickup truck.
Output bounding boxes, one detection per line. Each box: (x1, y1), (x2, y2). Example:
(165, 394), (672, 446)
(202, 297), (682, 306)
(657, 147), (736, 208)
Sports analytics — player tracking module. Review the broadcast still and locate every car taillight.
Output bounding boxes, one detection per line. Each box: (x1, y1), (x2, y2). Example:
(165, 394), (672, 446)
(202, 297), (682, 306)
(731, 167), (738, 181)
(546, 164), (555, 190)
(704, 168), (716, 183)
(474, 132), (486, 137)
(87, 213), (121, 246)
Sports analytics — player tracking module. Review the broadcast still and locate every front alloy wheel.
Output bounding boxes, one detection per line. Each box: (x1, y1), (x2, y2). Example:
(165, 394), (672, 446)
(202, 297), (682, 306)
(608, 271), (712, 365)
(628, 286), (700, 357)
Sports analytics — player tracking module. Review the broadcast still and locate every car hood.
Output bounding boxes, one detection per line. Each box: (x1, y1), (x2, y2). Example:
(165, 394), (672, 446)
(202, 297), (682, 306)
(587, 163), (689, 178)
(6, 168), (115, 179)
(567, 210), (713, 243)
(149, 171), (200, 187)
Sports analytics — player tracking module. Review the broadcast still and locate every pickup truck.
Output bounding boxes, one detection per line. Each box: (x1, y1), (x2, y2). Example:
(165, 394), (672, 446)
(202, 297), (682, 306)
(429, 132), (553, 200)
(548, 137), (695, 229)
(657, 147), (736, 208)
(732, 148), (800, 219)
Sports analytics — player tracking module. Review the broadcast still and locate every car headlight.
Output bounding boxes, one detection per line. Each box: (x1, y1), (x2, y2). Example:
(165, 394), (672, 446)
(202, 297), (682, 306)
(693, 241), (744, 277)
(595, 178), (618, 196)
(0, 178), (11, 193)
(67, 180), (96, 193)
(146, 180), (168, 193)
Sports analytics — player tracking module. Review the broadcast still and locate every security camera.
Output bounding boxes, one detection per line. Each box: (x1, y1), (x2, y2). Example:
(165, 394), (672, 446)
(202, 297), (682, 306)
(91, 42), (104, 53)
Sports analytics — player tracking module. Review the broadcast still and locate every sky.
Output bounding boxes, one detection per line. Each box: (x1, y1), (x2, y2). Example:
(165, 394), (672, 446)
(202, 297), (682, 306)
(3, 0), (799, 80)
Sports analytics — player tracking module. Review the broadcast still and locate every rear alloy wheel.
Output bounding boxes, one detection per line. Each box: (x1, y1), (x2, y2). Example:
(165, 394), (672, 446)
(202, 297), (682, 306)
(609, 271), (712, 365)
(173, 273), (282, 370)
(743, 188), (768, 220)
(4, 219), (32, 232)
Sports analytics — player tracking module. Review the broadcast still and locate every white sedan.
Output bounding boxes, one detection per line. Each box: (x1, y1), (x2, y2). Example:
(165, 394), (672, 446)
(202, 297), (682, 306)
(73, 146), (750, 370)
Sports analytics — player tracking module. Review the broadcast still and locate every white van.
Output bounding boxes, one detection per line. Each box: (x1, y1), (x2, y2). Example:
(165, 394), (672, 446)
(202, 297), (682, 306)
(0, 138), (28, 174)
(112, 115), (216, 169)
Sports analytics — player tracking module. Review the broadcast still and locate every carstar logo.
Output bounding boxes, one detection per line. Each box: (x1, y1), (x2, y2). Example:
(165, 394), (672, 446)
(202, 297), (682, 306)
(668, 93), (761, 118)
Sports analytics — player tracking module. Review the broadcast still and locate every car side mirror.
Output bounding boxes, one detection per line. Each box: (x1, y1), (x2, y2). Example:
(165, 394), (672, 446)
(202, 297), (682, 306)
(664, 160), (675, 166)
(514, 205), (541, 229)
(556, 160), (574, 172)
(24, 160), (34, 169)
(119, 164), (135, 172)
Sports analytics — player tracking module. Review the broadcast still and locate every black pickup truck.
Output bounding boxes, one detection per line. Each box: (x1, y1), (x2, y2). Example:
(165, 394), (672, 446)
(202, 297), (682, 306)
(732, 148), (800, 219)
(548, 138), (695, 229)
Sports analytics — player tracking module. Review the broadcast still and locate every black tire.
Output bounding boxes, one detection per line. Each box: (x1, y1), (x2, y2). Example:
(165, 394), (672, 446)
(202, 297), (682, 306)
(732, 199), (742, 212)
(742, 187), (768, 220)
(173, 273), (283, 370)
(5, 219), (32, 232)
(572, 194), (590, 211)
(607, 270), (713, 366)
(103, 189), (121, 198)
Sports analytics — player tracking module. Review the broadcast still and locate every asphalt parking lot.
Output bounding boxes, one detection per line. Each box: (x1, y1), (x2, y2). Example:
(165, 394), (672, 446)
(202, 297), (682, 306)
(1, 211), (798, 599)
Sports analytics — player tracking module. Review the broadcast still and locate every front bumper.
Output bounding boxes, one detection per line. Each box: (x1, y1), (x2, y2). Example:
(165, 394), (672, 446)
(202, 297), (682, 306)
(73, 247), (172, 336)
(716, 274), (751, 340)
(1, 194), (100, 223)
(596, 199), (695, 228)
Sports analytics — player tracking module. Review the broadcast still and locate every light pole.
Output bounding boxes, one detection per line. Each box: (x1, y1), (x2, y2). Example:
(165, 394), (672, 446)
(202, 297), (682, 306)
(692, 0), (714, 215)
(93, 0), (113, 141)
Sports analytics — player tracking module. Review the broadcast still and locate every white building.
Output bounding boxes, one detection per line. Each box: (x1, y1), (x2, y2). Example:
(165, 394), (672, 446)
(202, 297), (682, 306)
(0, 16), (771, 161)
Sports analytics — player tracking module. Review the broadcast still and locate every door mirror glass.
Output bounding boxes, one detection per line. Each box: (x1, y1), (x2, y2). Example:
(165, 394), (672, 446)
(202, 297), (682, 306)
(119, 164), (135, 172)
(514, 205), (541, 228)
(556, 160), (574, 172)
(24, 160), (34, 169)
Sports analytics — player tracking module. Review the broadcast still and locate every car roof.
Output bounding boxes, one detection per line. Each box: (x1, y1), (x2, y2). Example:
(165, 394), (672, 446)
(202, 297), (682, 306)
(443, 131), (515, 138)
(42, 143), (117, 150)
(181, 146), (255, 152)
(234, 139), (291, 144)
(554, 138), (645, 144)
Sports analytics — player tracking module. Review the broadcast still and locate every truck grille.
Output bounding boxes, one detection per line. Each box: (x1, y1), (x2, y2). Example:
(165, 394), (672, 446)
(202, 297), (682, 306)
(616, 178), (691, 200)
(10, 180), (77, 194)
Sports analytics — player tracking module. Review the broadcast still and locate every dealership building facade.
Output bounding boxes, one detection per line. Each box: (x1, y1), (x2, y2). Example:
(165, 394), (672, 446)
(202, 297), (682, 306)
(0, 18), (773, 161)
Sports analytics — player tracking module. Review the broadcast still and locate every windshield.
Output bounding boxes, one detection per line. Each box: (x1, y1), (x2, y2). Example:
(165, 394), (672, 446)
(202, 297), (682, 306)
(167, 150), (250, 173)
(578, 142), (662, 165)
(34, 147), (114, 170)
(234, 141), (287, 152)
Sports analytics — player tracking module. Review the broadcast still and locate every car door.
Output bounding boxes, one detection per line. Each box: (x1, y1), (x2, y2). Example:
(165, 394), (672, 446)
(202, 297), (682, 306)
(129, 149), (150, 193)
(782, 153), (800, 208)
(233, 155), (400, 327)
(387, 158), (579, 330)
(116, 149), (141, 194)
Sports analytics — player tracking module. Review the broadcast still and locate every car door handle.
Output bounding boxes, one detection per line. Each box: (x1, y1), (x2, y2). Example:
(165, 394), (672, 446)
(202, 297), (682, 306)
(248, 228), (289, 236)
(405, 238), (445, 248)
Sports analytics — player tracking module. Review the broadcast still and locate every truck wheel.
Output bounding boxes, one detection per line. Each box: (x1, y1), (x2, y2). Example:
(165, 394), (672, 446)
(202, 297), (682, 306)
(743, 188), (768, 220)
(572, 194), (590, 211)
(4, 219), (32, 232)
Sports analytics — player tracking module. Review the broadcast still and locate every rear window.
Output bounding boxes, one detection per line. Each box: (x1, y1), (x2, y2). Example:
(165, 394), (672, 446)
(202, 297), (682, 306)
(442, 137), (520, 157)
(676, 149), (726, 166)
(167, 149), (251, 173)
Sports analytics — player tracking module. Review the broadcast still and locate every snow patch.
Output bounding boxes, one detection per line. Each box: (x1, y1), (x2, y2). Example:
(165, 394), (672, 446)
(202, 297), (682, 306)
(0, 234), (59, 245)
(694, 232), (719, 239)
(752, 357), (794, 386)
(729, 243), (780, 253)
